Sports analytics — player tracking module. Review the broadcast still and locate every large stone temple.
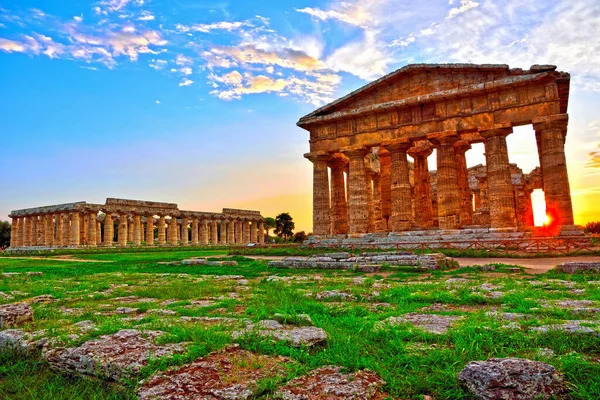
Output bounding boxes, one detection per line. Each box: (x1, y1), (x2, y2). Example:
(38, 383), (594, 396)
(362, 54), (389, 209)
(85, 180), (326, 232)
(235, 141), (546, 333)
(298, 64), (576, 238)
(9, 198), (264, 249)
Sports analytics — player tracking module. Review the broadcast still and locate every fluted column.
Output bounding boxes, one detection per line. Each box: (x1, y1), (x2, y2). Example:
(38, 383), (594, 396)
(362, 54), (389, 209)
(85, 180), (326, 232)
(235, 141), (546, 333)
(209, 220), (217, 244)
(432, 136), (461, 229)
(258, 221), (265, 244)
(454, 140), (473, 226)
(329, 155), (349, 234)
(156, 216), (166, 245)
(481, 128), (517, 229)
(168, 217), (178, 245)
(61, 214), (70, 245)
(118, 215), (128, 247)
(180, 218), (188, 245)
(340, 147), (369, 234)
(379, 149), (392, 230)
(127, 220), (134, 243)
(533, 114), (574, 226)
(104, 214), (114, 245)
(12, 217), (21, 247)
(200, 219), (209, 244)
(219, 220), (226, 244)
(249, 221), (257, 243)
(132, 214), (141, 246)
(80, 215), (87, 246)
(384, 142), (413, 232)
(96, 221), (102, 245)
(30, 216), (38, 246)
(366, 172), (376, 232)
(70, 212), (80, 246)
(372, 173), (385, 231)
(243, 220), (251, 243)
(235, 220), (242, 243)
(228, 220), (235, 244)
(85, 213), (96, 247)
(23, 217), (31, 247)
(191, 217), (199, 245)
(304, 151), (331, 235)
(45, 214), (54, 246)
(146, 216), (155, 246)
(54, 214), (63, 247)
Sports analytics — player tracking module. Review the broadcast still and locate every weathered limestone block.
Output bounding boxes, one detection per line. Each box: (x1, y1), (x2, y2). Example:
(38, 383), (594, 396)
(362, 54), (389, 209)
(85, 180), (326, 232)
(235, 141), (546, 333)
(459, 358), (566, 400)
(232, 320), (328, 347)
(0, 302), (33, 328)
(556, 262), (600, 274)
(46, 329), (185, 381)
(377, 313), (463, 334)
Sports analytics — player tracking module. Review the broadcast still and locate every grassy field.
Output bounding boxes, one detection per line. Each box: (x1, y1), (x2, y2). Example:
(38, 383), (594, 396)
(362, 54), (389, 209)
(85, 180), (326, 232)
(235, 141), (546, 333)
(0, 249), (599, 399)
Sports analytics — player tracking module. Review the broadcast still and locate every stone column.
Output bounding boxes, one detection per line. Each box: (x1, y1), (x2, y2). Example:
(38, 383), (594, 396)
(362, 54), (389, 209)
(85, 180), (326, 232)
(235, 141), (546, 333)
(228, 220), (235, 244)
(146, 216), (155, 246)
(243, 220), (251, 243)
(85, 213), (96, 247)
(208, 220), (216, 244)
(30, 216), (38, 246)
(342, 147), (369, 234)
(127, 220), (134, 243)
(191, 217), (199, 245)
(384, 142), (413, 232)
(9, 217), (18, 247)
(219, 220), (227, 244)
(61, 214), (70, 245)
(304, 152), (331, 235)
(23, 217), (31, 247)
(250, 221), (257, 243)
(45, 214), (54, 246)
(96, 221), (102, 245)
(454, 140), (473, 226)
(432, 136), (461, 229)
(473, 190), (482, 211)
(168, 217), (178, 245)
(17, 217), (25, 247)
(533, 114), (574, 226)
(70, 212), (80, 246)
(372, 174), (385, 232)
(177, 222), (181, 242)
(200, 219), (209, 244)
(119, 215), (129, 247)
(366, 172), (376, 233)
(181, 218), (189, 245)
(481, 128), (517, 229)
(379, 149), (392, 229)
(235, 220), (243, 243)
(104, 214), (114, 245)
(329, 154), (348, 234)
(132, 214), (141, 246)
(54, 214), (62, 247)
(157, 216), (166, 245)
(258, 221), (265, 244)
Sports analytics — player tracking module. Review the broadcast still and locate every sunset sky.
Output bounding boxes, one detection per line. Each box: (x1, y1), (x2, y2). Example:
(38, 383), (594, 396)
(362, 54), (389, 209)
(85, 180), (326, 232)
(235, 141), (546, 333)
(1, 0), (599, 232)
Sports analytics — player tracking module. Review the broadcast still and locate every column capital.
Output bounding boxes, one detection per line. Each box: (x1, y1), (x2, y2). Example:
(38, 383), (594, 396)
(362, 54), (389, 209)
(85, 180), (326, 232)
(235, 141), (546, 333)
(328, 152), (349, 168)
(430, 135), (460, 147)
(340, 145), (369, 159)
(479, 127), (513, 139)
(532, 113), (568, 131)
(454, 140), (472, 154)
(381, 140), (411, 153)
(304, 151), (331, 163)
(407, 140), (434, 158)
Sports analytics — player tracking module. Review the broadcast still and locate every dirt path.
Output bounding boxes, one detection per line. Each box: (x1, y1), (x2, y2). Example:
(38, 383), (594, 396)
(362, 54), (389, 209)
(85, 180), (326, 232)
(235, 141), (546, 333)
(455, 256), (600, 274)
(0, 256), (112, 263)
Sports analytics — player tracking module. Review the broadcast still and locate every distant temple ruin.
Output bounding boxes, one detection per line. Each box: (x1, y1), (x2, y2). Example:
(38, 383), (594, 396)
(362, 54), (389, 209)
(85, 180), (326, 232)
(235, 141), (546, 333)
(298, 63), (575, 237)
(8, 198), (264, 248)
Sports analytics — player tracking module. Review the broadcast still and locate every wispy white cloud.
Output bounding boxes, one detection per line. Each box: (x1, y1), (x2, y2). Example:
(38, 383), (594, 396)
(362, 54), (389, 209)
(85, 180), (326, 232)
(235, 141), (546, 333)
(447, 0), (480, 19)
(179, 78), (193, 86)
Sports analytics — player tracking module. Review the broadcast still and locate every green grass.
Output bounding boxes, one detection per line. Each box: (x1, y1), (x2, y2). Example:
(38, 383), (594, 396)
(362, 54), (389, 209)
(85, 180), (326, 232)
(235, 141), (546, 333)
(0, 250), (599, 399)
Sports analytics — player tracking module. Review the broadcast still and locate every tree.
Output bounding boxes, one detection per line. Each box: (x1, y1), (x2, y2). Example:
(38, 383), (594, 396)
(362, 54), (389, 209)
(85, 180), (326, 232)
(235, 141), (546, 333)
(263, 217), (276, 239)
(584, 221), (600, 234)
(293, 231), (307, 243)
(274, 213), (295, 240)
(0, 221), (11, 249)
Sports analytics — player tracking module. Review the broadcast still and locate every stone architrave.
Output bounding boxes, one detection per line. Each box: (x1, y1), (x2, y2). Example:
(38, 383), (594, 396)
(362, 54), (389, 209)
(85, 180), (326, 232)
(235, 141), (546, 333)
(104, 214), (114, 245)
(191, 217), (199, 245)
(454, 140), (473, 226)
(533, 114), (574, 225)
(408, 142), (435, 229)
(384, 142), (413, 232)
(132, 214), (141, 246)
(328, 154), (348, 234)
(481, 128), (517, 229)
(157, 216), (166, 245)
(146, 216), (155, 246)
(70, 212), (80, 246)
(341, 147), (370, 235)
(304, 152), (331, 235)
(432, 136), (461, 229)
(118, 215), (128, 247)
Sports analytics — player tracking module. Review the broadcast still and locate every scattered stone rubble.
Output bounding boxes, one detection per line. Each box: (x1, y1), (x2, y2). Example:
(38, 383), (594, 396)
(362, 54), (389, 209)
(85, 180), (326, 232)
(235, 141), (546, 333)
(269, 252), (457, 271)
(377, 314), (463, 334)
(275, 366), (389, 399)
(232, 319), (328, 347)
(138, 345), (290, 400)
(0, 302), (33, 328)
(459, 358), (567, 399)
(556, 262), (600, 274)
(45, 329), (186, 381)
(530, 320), (600, 335)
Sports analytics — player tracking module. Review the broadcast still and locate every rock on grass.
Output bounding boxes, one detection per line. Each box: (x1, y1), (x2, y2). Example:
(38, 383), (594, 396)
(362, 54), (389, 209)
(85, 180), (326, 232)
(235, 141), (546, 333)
(0, 302), (33, 328)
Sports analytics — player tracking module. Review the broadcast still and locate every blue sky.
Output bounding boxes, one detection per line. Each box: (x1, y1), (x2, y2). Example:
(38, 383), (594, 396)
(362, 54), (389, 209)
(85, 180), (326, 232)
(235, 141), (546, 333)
(1, 0), (600, 231)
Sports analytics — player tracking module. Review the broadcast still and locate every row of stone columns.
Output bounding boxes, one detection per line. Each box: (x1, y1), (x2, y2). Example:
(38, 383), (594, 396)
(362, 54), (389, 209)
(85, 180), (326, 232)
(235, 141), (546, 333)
(307, 114), (574, 234)
(10, 213), (265, 248)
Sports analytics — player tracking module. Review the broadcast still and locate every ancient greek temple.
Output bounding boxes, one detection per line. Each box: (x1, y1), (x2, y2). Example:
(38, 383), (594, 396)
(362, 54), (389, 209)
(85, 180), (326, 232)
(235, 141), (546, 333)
(298, 64), (575, 236)
(8, 198), (264, 248)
